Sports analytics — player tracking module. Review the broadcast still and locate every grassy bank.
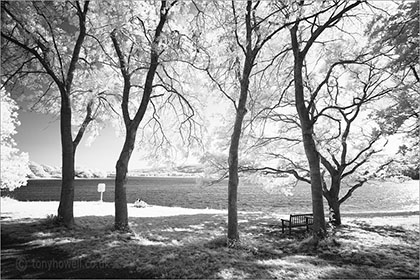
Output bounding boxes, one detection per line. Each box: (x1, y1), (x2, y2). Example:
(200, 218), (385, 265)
(1, 199), (418, 279)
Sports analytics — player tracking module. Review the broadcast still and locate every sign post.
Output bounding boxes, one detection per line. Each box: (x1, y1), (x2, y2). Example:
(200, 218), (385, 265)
(97, 183), (106, 202)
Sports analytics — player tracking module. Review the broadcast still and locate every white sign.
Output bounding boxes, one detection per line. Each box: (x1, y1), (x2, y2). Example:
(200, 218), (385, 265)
(97, 183), (106, 193)
(97, 183), (106, 202)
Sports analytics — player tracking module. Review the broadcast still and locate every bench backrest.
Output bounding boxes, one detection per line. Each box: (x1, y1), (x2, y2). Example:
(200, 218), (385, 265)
(290, 214), (312, 224)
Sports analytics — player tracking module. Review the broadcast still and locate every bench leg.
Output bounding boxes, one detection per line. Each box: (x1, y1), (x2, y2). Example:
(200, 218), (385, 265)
(289, 226), (291, 235)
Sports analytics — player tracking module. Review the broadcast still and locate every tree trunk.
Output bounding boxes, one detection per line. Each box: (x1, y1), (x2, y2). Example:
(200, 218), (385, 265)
(291, 25), (326, 239)
(114, 127), (137, 230)
(226, 0), (255, 248)
(326, 197), (341, 226)
(227, 74), (250, 245)
(303, 134), (327, 237)
(57, 95), (75, 228)
(323, 176), (342, 226)
(111, 2), (170, 231)
(227, 104), (247, 246)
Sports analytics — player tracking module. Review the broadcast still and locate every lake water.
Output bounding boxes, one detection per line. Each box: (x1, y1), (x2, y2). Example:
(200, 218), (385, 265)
(3, 177), (419, 214)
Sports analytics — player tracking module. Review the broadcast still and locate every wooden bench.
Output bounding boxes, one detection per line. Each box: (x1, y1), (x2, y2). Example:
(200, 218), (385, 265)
(281, 213), (313, 234)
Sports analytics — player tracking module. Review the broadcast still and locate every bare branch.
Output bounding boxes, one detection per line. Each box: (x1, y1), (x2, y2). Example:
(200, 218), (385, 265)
(65, 1), (89, 93)
(1, 32), (63, 88)
(240, 166), (311, 184)
(301, 1), (363, 58)
(231, 1), (246, 55)
(205, 67), (237, 110)
(73, 99), (94, 150)
(110, 29), (132, 126)
(338, 178), (367, 204)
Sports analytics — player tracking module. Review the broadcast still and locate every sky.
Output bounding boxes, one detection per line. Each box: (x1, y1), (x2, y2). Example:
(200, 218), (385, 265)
(15, 109), (150, 172)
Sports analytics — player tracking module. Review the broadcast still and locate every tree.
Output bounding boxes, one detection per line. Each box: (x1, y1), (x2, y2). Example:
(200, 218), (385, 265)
(1, 1), (93, 227)
(288, 0), (363, 239)
(0, 88), (30, 190)
(223, 0), (256, 246)
(240, 1), (407, 227)
(241, 60), (398, 226)
(110, 1), (173, 230)
(317, 61), (397, 226)
(201, 0), (299, 246)
(105, 0), (200, 229)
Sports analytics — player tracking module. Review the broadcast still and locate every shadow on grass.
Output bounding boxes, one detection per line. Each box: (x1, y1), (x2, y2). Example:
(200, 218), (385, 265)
(1, 218), (149, 279)
(317, 223), (419, 279)
(1, 213), (419, 279)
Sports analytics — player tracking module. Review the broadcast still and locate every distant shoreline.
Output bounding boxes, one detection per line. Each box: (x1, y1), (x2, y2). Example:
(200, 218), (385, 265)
(27, 175), (201, 181)
(342, 210), (419, 218)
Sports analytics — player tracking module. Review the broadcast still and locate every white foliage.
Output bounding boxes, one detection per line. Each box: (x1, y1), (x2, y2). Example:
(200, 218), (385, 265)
(1, 89), (19, 143)
(75, 166), (108, 178)
(28, 161), (48, 178)
(195, 173), (220, 188)
(1, 145), (29, 190)
(246, 173), (296, 197)
(0, 88), (30, 190)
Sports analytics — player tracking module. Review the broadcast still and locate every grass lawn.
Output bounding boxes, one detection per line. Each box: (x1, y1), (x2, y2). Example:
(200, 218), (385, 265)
(1, 198), (419, 279)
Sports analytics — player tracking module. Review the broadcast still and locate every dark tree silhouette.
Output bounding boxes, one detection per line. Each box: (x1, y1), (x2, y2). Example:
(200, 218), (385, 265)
(1, 1), (91, 228)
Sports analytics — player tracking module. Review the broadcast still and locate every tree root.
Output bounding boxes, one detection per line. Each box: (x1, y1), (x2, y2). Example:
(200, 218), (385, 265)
(114, 222), (131, 232)
(227, 237), (240, 248)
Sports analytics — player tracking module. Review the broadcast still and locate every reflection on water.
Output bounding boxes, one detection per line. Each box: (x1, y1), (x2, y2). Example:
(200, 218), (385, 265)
(5, 177), (419, 214)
